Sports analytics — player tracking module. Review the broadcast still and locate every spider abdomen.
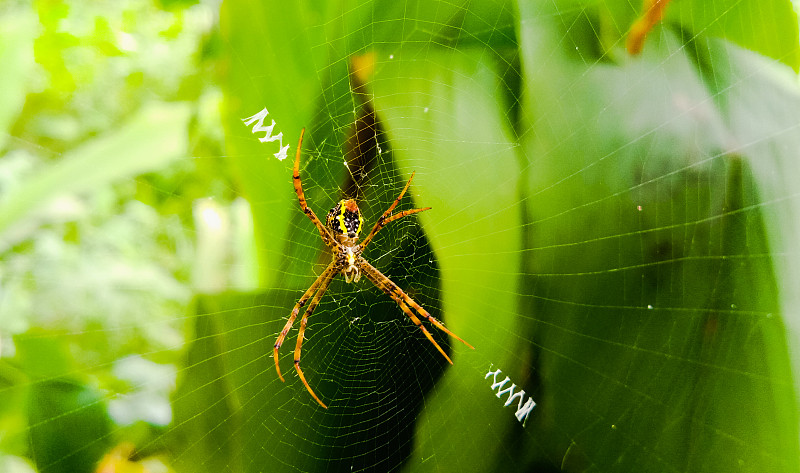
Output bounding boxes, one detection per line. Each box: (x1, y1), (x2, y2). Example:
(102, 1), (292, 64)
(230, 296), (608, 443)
(327, 199), (362, 240)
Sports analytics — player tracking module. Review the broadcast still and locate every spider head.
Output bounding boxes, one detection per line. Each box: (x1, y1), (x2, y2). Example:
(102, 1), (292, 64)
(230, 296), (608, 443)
(326, 199), (362, 242)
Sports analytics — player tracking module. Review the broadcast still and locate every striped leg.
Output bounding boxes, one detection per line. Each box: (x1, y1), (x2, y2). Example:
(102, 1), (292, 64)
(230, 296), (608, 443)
(396, 299), (453, 364)
(274, 262), (337, 383)
(359, 259), (474, 362)
(293, 269), (337, 409)
(359, 172), (430, 249)
(293, 128), (336, 248)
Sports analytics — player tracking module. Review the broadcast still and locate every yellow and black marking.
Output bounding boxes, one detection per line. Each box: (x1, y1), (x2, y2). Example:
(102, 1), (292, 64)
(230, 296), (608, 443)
(326, 199), (362, 239)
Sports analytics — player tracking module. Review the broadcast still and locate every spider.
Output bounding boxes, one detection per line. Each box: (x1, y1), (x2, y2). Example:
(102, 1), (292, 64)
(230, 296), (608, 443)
(274, 128), (474, 408)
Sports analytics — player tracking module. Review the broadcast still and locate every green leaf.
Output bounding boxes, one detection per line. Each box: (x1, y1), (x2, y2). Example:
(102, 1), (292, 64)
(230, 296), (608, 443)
(671, 0), (800, 71)
(370, 48), (522, 470)
(513, 5), (799, 470)
(169, 296), (242, 473)
(204, 0), (800, 471)
(220, 0), (518, 286)
(27, 379), (111, 473)
(220, 1), (324, 287)
(542, 0), (800, 71)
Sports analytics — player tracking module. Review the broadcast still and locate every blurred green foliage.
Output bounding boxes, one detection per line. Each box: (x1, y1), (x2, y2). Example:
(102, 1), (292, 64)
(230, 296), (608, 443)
(0, 0), (231, 471)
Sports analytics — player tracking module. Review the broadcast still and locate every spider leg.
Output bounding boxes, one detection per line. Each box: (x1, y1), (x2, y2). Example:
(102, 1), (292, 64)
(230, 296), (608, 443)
(359, 259), (474, 362)
(293, 269), (337, 409)
(397, 299), (453, 364)
(359, 172), (431, 249)
(274, 262), (337, 383)
(293, 128), (337, 248)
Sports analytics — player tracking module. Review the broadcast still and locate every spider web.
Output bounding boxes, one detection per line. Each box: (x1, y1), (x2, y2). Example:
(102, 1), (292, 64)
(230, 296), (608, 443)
(3, 1), (800, 473)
